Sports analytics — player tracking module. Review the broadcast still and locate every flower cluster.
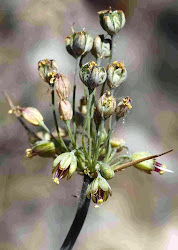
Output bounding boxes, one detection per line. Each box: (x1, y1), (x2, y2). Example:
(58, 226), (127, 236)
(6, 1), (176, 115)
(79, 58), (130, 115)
(7, 7), (173, 207)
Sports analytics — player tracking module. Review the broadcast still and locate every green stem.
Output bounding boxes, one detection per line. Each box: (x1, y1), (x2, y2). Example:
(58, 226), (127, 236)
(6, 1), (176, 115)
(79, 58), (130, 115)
(50, 85), (68, 152)
(99, 117), (119, 155)
(39, 121), (64, 149)
(105, 88), (114, 160)
(82, 89), (94, 163)
(109, 154), (132, 164)
(73, 56), (81, 142)
(110, 155), (132, 168)
(93, 117), (105, 167)
(105, 148), (117, 163)
(65, 120), (77, 149)
(100, 35), (116, 97)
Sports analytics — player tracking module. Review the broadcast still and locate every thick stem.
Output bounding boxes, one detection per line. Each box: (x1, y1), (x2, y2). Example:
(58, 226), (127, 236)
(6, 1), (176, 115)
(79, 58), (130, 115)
(60, 175), (92, 250)
(73, 56), (81, 142)
(51, 85), (68, 152)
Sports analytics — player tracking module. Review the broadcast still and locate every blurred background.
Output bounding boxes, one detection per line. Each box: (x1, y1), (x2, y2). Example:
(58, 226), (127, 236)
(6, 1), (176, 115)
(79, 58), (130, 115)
(0, 0), (178, 249)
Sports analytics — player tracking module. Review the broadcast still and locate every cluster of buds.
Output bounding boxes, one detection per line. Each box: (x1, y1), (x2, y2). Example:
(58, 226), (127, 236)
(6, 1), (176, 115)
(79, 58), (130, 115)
(7, 7), (173, 209)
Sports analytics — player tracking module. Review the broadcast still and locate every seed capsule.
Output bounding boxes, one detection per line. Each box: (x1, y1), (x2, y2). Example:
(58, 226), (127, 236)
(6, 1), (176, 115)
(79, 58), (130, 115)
(65, 31), (93, 58)
(92, 35), (111, 59)
(80, 61), (107, 89)
(38, 59), (58, 85)
(107, 61), (127, 89)
(96, 91), (116, 118)
(98, 9), (126, 35)
(115, 97), (132, 118)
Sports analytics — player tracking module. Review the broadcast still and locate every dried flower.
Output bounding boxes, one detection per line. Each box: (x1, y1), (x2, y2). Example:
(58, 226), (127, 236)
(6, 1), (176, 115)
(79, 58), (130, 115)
(96, 91), (116, 118)
(107, 61), (127, 89)
(38, 59), (59, 85)
(26, 140), (56, 158)
(115, 97), (132, 118)
(58, 100), (73, 121)
(65, 31), (93, 58)
(80, 61), (107, 89)
(55, 74), (71, 99)
(92, 35), (111, 59)
(86, 175), (112, 204)
(98, 9), (126, 35)
(52, 152), (77, 183)
(132, 152), (174, 175)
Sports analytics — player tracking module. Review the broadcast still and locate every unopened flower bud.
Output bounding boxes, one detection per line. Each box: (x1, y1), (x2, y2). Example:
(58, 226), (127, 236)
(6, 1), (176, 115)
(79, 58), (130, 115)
(96, 91), (116, 118)
(86, 175), (112, 204)
(58, 100), (73, 121)
(110, 138), (125, 152)
(38, 59), (58, 85)
(26, 140), (55, 158)
(52, 152), (77, 183)
(132, 152), (173, 175)
(21, 107), (44, 126)
(65, 31), (93, 58)
(80, 61), (107, 89)
(99, 128), (107, 144)
(55, 74), (71, 99)
(92, 35), (111, 59)
(78, 96), (87, 115)
(107, 61), (127, 89)
(116, 97), (132, 118)
(98, 162), (115, 180)
(98, 9), (126, 35)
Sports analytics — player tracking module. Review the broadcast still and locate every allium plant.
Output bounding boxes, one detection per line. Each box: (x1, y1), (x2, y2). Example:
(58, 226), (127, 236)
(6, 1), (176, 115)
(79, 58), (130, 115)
(5, 7), (173, 250)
